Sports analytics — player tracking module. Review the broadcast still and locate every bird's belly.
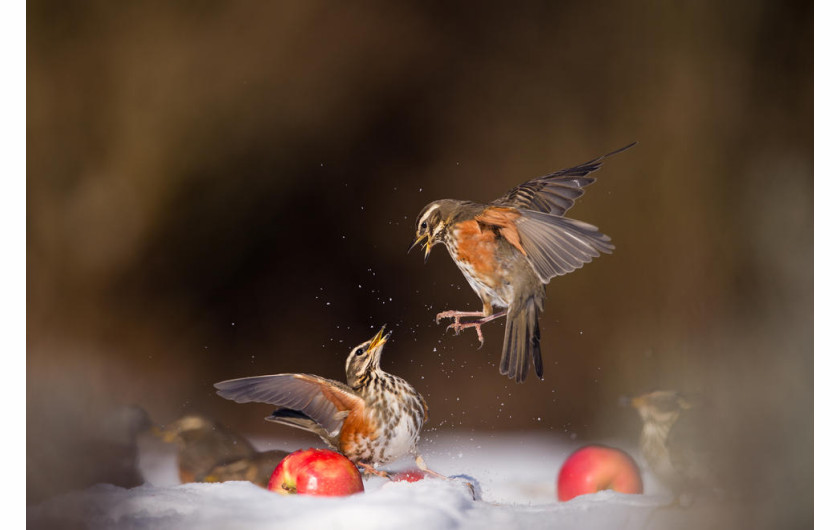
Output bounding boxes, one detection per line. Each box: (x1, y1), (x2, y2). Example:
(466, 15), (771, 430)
(456, 259), (513, 307)
(341, 401), (421, 466)
(445, 223), (514, 307)
(377, 416), (420, 464)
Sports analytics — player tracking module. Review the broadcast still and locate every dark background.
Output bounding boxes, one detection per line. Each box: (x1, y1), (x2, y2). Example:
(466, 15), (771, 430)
(27, 0), (812, 525)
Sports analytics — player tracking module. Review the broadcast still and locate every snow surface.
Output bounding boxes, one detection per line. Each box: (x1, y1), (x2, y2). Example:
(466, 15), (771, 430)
(28, 432), (747, 529)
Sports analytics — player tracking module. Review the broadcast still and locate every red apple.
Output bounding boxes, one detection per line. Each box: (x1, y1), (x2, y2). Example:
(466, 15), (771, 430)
(268, 448), (364, 497)
(557, 445), (643, 501)
(391, 469), (425, 483)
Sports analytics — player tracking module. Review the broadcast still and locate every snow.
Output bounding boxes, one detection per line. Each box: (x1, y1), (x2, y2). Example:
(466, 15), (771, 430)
(28, 432), (746, 529)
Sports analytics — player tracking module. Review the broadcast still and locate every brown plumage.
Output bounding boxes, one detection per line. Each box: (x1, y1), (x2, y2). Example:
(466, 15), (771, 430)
(631, 390), (718, 503)
(411, 143), (634, 382)
(156, 414), (289, 487)
(214, 326), (442, 479)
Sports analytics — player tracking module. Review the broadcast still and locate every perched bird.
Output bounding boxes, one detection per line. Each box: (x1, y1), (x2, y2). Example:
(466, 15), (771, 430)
(631, 390), (717, 503)
(155, 414), (288, 487)
(202, 450), (291, 488)
(215, 326), (442, 479)
(410, 143), (634, 382)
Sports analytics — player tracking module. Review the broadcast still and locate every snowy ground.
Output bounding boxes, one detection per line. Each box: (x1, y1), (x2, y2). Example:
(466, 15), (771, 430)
(29, 432), (751, 529)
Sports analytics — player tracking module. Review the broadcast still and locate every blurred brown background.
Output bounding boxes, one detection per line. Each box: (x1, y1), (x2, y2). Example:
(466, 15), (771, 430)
(27, 0), (812, 525)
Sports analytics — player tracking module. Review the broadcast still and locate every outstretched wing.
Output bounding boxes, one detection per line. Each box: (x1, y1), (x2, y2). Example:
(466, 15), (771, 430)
(514, 211), (614, 283)
(214, 374), (363, 438)
(475, 206), (614, 284)
(492, 142), (635, 217)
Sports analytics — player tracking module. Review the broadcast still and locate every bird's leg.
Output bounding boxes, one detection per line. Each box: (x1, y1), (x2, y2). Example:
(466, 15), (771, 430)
(415, 454), (477, 500)
(435, 310), (485, 326)
(414, 454), (448, 480)
(358, 462), (391, 479)
(445, 311), (507, 346)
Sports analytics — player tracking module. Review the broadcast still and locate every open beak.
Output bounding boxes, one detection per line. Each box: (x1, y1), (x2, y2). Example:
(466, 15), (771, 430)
(408, 235), (433, 263)
(368, 325), (392, 351)
(408, 236), (423, 254)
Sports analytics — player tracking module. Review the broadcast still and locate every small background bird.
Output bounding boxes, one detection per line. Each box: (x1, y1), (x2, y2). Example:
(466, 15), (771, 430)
(155, 414), (289, 487)
(630, 390), (721, 505)
(411, 143), (634, 382)
(214, 326), (442, 479)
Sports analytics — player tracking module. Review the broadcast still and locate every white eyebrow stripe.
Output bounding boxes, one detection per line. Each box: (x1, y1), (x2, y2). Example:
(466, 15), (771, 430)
(418, 204), (440, 227)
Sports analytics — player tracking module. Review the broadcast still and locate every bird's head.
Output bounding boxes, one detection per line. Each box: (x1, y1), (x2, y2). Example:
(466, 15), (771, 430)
(345, 325), (392, 388)
(409, 200), (457, 262)
(153, 415), (215, 445)
(631, 390), (691, 427)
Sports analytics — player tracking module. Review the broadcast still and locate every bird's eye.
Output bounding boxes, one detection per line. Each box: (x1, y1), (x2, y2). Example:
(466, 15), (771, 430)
(355, 348), (365, 356)
(420, 221), (427, 231)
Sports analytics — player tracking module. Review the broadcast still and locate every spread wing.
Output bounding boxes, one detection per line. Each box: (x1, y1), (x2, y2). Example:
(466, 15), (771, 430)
(214, 374), (363, 439)
(478, 143), (631, 282)
(475, 206), (613, 284)
(492, 142), (635, 216)
(514, 211), (614, 283)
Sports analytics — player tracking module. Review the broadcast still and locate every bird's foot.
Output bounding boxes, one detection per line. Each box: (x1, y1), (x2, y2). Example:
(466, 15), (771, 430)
(414, 454), (449, 480)
(447, 320), (486, 346)
(414, 455), (479, 500)
(358, 462), (390, 479)
(435, 310), (485, 326)
(440, 311), (508, 346)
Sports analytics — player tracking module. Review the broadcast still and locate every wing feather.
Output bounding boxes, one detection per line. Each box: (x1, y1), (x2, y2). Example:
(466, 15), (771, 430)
(214, 374), (363, 438)
(515, 210), (614, 283)
(492, 142), (635, 216)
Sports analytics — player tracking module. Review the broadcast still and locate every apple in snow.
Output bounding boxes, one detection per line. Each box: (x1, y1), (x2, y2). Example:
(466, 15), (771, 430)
(268, 448), (364, 497)
(557, 445), (643, 501)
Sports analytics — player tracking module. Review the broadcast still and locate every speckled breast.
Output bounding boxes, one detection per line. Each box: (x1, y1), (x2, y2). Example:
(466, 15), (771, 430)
(340, 377), (426, 466)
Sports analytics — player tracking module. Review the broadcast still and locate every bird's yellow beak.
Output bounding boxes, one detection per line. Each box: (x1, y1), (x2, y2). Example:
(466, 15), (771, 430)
(408, 235), (423, 254)
(368, 325), (391, 351)
(151, 425), (176, 443)
(408, 235), (433, 263)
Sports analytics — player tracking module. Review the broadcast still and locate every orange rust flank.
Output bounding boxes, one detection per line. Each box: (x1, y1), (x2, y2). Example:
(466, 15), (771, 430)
(474, 207), (526, 256)
(338, 408), (377, 452)
(453, 220), (502, 280)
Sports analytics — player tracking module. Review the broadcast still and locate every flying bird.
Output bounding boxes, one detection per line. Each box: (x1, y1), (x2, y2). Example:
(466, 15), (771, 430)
(410, 143), (634, 382)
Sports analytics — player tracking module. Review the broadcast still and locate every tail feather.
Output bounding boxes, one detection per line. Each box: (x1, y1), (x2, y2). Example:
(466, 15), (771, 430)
(500, 297), (543, 382)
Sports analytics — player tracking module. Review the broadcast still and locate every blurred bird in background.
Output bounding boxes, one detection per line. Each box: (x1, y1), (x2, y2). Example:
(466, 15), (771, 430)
(630, 390), (720, 505)
(155, 414), (288, 488)
(411, 144), (633, 382)
(215, 326), (443, 479)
